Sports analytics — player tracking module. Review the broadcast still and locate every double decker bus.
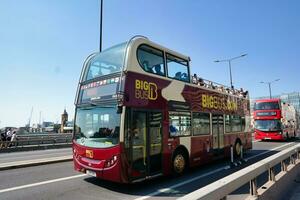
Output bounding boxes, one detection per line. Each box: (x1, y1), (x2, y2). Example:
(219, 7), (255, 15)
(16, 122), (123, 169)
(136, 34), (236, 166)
(73, 36), (252, 183)
(254, 98), (298, 140)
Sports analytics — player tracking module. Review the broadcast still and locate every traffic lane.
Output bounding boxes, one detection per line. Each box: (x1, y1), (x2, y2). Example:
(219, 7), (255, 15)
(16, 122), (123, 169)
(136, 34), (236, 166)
(0, 175), (133, 200)
(0, 159), (234, 200)
(0, 148), (72, 163)
(0, 161), (77, 190)
(0, 155), (231, 199)
(245, 140), (297, 159)
(253, 139), (297, 150)
(0, 141), (297, 200)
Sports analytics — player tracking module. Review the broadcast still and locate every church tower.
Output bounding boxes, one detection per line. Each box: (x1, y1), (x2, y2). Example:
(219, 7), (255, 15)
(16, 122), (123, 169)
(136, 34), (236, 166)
(61, 108), (68, 133)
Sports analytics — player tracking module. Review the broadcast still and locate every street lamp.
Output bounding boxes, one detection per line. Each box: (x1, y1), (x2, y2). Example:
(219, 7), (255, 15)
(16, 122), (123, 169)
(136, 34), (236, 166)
(260, 79), (280, 99)
(99, 0), (103, 52)
(214, 54), (247, 89)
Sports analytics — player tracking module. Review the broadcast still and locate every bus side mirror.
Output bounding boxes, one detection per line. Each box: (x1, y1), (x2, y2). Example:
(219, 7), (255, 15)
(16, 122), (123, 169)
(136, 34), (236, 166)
(117, 106), (122, 114)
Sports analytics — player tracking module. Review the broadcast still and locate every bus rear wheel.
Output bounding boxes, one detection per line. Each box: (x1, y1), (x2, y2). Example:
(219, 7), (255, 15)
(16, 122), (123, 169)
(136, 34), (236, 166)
(172, 151), (187, 175)
(234, 141), (242, 158)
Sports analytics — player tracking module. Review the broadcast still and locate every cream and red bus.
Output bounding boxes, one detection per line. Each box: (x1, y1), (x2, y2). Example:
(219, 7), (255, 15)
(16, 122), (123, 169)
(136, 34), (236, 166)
(73, 36), (252, 183)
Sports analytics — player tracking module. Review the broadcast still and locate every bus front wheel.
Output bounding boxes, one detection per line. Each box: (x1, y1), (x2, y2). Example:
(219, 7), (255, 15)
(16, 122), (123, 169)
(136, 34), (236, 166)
(172, 150), (187, 175)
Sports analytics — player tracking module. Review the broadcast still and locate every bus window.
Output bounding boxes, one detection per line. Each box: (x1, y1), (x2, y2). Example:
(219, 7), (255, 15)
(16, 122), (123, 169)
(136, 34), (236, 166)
(225, 115), (232, 133)
(85, 42), (127, 81)
(192, 112), (210, 135)
(169, 112), (191, 137)
(232, 115), (242, 132)
(137, 45), (165, 76)
(166, 54), (189, 82)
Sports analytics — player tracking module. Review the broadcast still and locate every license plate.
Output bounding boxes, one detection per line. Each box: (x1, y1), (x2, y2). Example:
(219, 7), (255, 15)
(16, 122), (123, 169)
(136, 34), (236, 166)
(86, 170), (96, 177)
(264, 137), (271, 140)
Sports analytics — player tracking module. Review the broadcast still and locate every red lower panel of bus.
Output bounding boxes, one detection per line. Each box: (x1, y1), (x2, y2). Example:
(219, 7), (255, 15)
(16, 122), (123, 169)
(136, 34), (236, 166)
(73, 141), (124, 183)
(254, 130), (284, 141)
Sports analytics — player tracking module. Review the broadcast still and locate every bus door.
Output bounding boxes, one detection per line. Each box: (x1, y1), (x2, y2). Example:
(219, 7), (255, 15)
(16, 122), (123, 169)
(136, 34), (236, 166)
(212, 114), (224, 151)
(129, 110), (163, 179)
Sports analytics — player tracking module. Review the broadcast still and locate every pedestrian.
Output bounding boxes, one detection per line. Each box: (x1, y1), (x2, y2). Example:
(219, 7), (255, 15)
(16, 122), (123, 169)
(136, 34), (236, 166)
(11, 131), (17, 142)
(0, 131), (6, 149)
(6, 128), (12, 141)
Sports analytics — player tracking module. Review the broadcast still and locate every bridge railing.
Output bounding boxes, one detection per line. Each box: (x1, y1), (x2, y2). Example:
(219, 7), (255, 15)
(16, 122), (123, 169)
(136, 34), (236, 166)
(0, 133), (73, 149)
(178, 143), (300, 200)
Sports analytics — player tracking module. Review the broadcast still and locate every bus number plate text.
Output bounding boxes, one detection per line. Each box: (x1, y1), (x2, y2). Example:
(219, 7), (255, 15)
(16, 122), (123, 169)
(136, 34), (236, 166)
(86, 170), (96, 177)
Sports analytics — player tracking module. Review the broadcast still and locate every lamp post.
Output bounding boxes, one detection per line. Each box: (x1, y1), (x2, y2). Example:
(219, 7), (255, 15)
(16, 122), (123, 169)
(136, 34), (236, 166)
(99, 0), (103, 52)
(260, 79), (280, 99)
(214, 54), (247, 89)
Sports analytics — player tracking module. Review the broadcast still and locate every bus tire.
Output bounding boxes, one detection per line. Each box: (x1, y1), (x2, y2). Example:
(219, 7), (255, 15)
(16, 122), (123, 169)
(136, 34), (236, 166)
(172, 150), (187, 175)
(234, 140), (242, 158)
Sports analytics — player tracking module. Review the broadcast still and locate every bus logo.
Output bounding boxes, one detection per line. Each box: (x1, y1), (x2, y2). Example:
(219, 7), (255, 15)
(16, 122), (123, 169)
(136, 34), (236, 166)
(86, 150), (94, 158)
(135, 79), (158, 100)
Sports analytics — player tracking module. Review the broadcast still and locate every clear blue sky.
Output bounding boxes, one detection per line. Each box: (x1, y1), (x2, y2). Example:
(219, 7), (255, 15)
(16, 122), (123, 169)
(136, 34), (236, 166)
(0, 0), (299, 127)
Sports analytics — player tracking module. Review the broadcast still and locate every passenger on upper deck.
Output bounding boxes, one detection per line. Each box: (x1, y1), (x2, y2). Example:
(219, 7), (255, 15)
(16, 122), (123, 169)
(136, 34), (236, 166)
(142, 60), (153, 73)
(175, 72), (182, 80)
(181, 72), (188, 82)
(154, 64), (164, 76)
(198, 77), (205, 86)
(192, 74), (198, 84)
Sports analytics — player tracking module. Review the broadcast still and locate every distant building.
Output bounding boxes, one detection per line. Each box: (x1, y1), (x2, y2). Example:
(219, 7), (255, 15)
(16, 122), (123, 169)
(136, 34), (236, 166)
(60, 109), (73, 133)
(60, 109), (68, 133)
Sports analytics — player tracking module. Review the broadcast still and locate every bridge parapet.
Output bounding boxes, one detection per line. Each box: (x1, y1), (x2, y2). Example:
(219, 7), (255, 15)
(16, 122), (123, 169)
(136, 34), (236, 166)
(178, 143), (300, 200)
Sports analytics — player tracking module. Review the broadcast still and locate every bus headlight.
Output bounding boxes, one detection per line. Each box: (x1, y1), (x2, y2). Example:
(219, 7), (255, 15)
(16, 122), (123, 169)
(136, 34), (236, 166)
(104, 155), (118, 168)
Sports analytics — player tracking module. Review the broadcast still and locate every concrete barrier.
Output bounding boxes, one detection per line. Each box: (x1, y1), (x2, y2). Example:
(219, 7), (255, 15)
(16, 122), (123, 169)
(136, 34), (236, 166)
(178, 143), (300, 200)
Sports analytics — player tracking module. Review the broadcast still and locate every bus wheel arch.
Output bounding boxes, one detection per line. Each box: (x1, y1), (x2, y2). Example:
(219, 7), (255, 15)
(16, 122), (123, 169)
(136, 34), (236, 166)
(172, 146), (189, 175)
(234, 138), (242, 157)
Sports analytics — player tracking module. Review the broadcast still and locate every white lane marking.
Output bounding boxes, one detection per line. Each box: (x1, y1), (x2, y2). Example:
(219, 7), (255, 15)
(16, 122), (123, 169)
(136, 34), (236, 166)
(134, 142), (295, 200)
(134, 167), (226, 200)
(245, 142), (295, 161)
(0, 174), (87, 194)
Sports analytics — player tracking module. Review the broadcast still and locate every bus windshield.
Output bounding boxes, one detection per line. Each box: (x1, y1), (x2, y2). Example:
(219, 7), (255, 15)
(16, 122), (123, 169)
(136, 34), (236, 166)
(85, 42), (127, 81)
(255, 119), (282, 132)
(254, 102), (279, 110)
(74, 107), (120, 148)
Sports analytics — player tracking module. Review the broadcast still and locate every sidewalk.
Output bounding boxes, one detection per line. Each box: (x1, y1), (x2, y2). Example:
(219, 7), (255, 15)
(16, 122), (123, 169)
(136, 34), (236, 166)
(0, 148), (72, 171)
(289, 173), (300, 200)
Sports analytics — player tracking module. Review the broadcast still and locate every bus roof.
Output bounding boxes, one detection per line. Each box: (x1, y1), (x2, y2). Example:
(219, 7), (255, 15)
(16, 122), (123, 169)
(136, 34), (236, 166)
(255, 98), (280, 103)
(127, 36), (191, 61)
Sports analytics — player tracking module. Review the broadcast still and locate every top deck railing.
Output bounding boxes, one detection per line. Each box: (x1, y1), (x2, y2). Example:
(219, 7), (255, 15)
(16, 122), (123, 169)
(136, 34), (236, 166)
(191, 75), (249, 99)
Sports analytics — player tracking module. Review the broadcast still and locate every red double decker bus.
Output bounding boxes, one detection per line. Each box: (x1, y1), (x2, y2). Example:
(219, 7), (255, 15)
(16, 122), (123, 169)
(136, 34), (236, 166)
(73, 36), (252, 183)
(254, 98), (298, 140)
